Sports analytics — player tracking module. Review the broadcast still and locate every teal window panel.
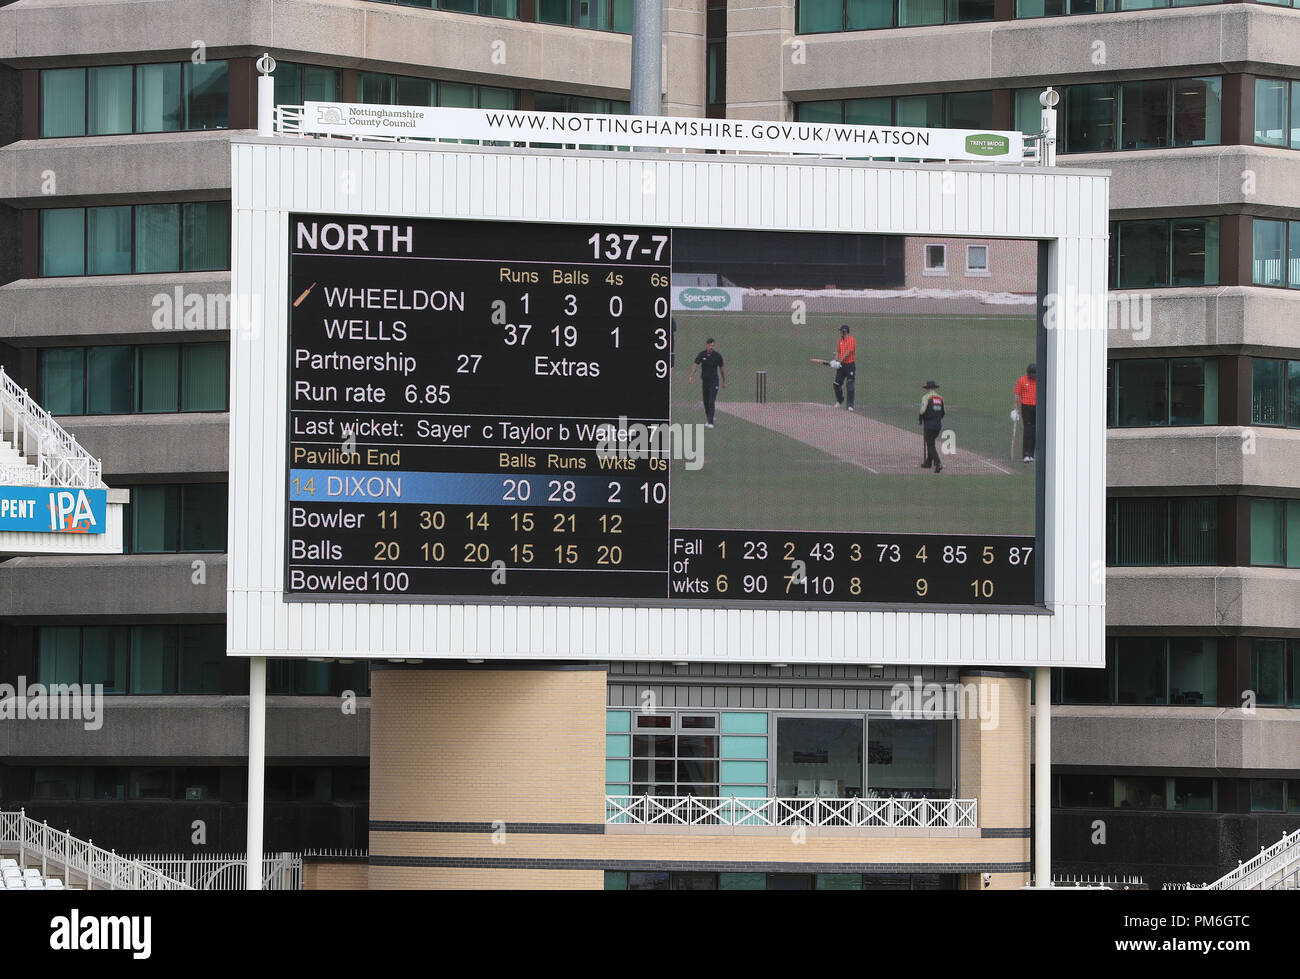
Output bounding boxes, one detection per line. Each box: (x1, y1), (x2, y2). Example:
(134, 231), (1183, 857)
(721, 736), (768, 759)
(605, 734), (630, 757)
(605, 760), (630, 782)
(818, 874), (863, 890)
(605, 784), (630, 796)
(720, 872), (766, 890)
(605, 871), (628, 890)
(606, 710), (631, 732)
(721, 712), (767, 734)
(720, 785), (768, 798)
(720, 760), (767, 783)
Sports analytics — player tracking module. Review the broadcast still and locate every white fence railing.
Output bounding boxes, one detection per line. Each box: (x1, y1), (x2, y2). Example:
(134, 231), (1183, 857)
(0, 810), (189, 890)
(125, 851), (302, 890)
(1026, 874), (1145, 890)
(606, 795), (976, 829)
(0, 367), (102, 488)
(1202, 827), (1300, 891)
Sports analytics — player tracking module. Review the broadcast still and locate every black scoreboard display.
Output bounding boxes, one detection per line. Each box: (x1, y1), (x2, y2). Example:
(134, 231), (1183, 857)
(286, 213), (1039, 608)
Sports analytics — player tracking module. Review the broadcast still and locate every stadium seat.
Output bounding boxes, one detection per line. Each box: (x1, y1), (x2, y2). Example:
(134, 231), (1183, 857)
(22, 868), (40, 879)
(0, 858), (17, 868)
(45, 879), (65, 889)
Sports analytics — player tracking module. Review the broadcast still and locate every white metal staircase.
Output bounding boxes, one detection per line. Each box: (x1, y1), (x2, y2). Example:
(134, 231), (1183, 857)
(1203, 827), (1300, 890)
(0, 809), (190, 890)
(0, 367), (125, 556)
(0, 366), (102, 489)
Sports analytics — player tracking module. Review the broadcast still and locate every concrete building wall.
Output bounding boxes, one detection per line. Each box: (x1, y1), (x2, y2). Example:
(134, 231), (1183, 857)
(0, 273), (233, 344)
(1107, 427), (1300, 492)
(783, 5), (1300, 97)
(0, 1), (645, 103)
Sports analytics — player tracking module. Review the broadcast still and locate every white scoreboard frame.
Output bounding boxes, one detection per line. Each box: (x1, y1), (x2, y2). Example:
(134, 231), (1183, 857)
(228, 135), (1108, 667)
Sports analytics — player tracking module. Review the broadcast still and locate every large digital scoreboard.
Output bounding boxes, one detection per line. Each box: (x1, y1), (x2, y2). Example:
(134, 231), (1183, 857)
(286, 213), (1039, 608)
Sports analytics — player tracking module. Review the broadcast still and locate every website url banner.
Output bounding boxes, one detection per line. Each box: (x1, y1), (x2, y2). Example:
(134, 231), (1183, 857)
(300, 103), (1024, 162)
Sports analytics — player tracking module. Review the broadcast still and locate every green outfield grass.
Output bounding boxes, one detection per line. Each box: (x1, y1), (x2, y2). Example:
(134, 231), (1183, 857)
(668, 311), (1037, 535)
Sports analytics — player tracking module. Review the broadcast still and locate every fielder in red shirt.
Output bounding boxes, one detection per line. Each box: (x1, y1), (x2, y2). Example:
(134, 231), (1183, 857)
(1013, 364), (1038, 463)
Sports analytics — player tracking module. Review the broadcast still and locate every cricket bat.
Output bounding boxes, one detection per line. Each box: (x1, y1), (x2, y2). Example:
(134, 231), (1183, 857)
(809, 358), (833, 367)
(293, 282), (318, 307)
(1010, 413), (1020, 459)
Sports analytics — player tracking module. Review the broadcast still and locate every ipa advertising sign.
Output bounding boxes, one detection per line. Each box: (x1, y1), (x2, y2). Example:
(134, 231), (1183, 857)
(300, 103), (1024, 163)
(0, 485), (107, 534)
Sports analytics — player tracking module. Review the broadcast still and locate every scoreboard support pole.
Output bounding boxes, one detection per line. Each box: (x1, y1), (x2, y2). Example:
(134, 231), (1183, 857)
(245, 56), (275, 893)
(246, 657), (267, 890)
(1034, 666), (1051, 887)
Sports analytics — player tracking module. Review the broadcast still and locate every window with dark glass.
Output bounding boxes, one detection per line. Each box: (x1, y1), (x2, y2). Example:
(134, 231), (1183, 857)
(800, 0), (992, 29)
(796, 92), (993, 133)
(1251, 219), (1300, 289)
(39, 343), (228, 416)
(1108, 357), (1218, 427)
(1057, 638), (1217, 705)
(273, 63), (343, 108)
(1172, 77), (1221, 147)
(1057, 665), (1109, 704)
(632, 712), (719, 796)
(1171, 777), (1215, 811)
(267, 659), (370, 696)
(1254, 77), (1300, 150)
(779, 716), (864, 797)
(1107, 497), (1218, 566)
(1066, 84), (1115, 152)
(358, 73), (518, 113)
(1250, 358), (1300, 427)
(1250, 639), (1298, 706)
(127, 483), (227, 554)
(1034, 79), (1221, 152)
(1115, 775), (1166, 809)
(866, 719), (953, 798)
(1111, 218), (1219, 288)
(40, 61), (229, 137)
(37, 625), (226, 695)
(367, 0), (520, 14)
(1057, 774), (1111, 807)
(38, 203), (230, 278)
(537, 0), (632, 31)
(1250, 779), (1284, 812)
(1113, 637), (1167, 705)
(1018, 0), (1219, 14)
(1249, 499), (1300, 568)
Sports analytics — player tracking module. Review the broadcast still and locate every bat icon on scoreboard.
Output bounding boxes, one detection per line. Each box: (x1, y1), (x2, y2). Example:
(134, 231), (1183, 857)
(293, 282), (318, 307)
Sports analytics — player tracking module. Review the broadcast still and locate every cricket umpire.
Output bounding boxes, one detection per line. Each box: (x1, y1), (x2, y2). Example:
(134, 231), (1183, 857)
(919, 380), (945, 473)
(688, 337), (725, 428)
(830, 324), (857, 411)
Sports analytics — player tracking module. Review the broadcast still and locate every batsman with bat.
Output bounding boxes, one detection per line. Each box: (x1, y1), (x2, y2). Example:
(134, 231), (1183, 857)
(809, 324), (857, 411)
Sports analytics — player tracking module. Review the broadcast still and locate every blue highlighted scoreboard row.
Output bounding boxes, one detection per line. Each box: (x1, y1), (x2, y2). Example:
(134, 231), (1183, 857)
(288, 470), (667, 508)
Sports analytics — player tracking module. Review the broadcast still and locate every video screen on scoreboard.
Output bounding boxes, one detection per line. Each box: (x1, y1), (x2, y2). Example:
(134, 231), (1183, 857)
(286, 215), (1042, 608)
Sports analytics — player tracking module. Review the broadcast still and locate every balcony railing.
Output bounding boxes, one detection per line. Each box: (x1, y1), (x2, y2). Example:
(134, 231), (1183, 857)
(606, 795), (977, 829)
